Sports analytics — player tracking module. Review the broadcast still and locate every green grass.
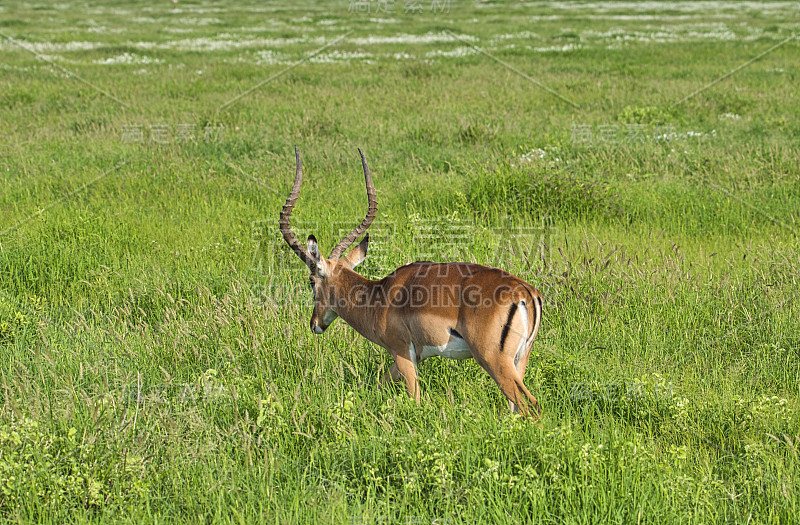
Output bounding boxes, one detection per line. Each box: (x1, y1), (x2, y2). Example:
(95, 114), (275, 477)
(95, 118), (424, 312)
(1, 0), (799, 523)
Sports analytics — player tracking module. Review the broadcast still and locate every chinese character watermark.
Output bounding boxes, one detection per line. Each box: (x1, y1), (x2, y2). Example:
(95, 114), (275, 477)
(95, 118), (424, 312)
(347, 0), (449, 14)
(570, 123), (699, 146)
(121, 378), (230, 406)
(570, 380), (674, 402)
(488, 216), (559, 274)
(249, 218), (320, 301)
(121, 123), (225, 144)
(349, 516), (451, 525)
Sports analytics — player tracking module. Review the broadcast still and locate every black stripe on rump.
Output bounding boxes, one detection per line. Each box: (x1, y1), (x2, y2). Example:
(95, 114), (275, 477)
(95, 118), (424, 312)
(520, 283), (536, 337)
(535, 296), (542, 334)
(449, 328), (463, 339)
(499, 302), (518, 352)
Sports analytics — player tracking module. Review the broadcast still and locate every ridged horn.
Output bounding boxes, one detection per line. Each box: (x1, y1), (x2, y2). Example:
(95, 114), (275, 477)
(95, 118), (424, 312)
(329, 149), (378, 260)
(279, 146), (315, 269)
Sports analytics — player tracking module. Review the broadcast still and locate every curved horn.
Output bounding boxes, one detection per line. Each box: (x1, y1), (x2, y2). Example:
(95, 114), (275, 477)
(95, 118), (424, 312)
(329, 149), (378, 260)
(279, 146), (315, 269)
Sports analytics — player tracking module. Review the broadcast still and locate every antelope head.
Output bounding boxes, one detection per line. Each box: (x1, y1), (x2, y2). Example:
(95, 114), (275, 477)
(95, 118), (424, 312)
(279, 147), (378, 334)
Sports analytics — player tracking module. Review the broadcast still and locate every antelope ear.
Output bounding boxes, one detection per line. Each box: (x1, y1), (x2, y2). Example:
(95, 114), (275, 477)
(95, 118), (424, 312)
(341, 234), (369, 269)
(307, 235), (329, 276)
(307, 235), (320, 262)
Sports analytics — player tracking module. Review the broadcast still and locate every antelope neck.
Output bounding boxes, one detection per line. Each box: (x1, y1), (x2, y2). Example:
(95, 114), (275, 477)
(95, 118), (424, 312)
(328, 265), (383, 339)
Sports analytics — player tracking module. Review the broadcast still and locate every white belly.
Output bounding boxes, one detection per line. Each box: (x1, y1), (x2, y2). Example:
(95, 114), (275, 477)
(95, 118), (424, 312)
(420, 337), (472, 361)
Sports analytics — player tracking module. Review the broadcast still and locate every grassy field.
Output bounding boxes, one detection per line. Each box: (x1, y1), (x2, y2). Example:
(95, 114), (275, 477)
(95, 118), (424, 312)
(1, 0), (799, 522)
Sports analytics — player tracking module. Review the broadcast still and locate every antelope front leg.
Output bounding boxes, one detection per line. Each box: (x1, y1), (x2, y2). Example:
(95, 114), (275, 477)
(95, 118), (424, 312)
(379, 343), (420, 403)
(380, 359), (420, 403)
(394, 353), (420, 404)
(380, 362), (402, 387)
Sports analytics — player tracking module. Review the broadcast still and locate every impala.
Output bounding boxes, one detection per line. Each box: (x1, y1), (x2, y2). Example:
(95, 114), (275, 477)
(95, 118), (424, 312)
(280, 148), (544, 418)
